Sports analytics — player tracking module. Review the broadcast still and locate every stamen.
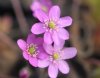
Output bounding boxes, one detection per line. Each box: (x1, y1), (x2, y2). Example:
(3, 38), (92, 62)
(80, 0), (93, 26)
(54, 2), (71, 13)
(53, 53), (59, 60)
(48, 21), (55, 29)
(27, 44), (37, 56)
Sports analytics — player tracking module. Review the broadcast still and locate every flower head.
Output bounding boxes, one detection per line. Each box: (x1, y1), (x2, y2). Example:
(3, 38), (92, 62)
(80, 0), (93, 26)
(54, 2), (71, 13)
(17, 34), (48, 67)
(38, 41), (77, 78)
(31, 5), (72, 45)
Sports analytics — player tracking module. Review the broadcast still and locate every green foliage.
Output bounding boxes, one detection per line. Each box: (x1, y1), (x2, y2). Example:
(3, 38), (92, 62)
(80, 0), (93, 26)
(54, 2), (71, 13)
(88, 0), (100, 24)
(92, 67), (100, 78)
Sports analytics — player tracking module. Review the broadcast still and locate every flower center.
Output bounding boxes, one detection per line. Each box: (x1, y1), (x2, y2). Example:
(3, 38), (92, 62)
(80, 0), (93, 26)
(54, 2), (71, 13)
(48, 21), (55, 29)
(53, 53), (59, 60)
(28, 44), (36, 55)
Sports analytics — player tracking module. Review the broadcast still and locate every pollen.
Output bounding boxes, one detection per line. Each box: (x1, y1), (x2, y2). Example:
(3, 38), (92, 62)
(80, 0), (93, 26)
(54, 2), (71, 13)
(53, 53), (59, 60)
(48, 21), (55, 29)
(28, 45), (36, 55)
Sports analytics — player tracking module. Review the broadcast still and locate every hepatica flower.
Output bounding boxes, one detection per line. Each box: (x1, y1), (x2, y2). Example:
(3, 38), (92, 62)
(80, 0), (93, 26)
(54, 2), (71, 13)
(19, 68), (30, 78)
(17, 2), (77, 78)
(17, 34), (47, 67)
(38, 42), (77, 78)
(31, 5), (72, 45)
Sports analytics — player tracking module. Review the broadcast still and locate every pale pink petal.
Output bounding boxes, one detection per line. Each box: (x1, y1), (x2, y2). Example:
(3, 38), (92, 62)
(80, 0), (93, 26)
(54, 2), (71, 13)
(37, 46), (48, 59)
(38, 51), (48, 60)
(54, 39), (65, 50)
(58, 28), (69, 40)
(49, 5), (60, 21)
(52, 31), (60, 45)
(23, 52), (29, 60)
(31, 23), (45, 34)
(44, 32), (53, 44)
(27, 34), (36, 44)
(48, 64), (58, 78)
(17, 39), (26, 51)
(29, 57), (38, 67)
(58, 16), (72, 27)
(61, 47), (77, 59)
(38, 59), (49, 68)
(35, 10), (48, 22)
(58, 60), (70, 74)
(31, 1), (41, 11)
(40, 0), (52, 9)
(43, 43), (53, 55)
(33, 12), (37, 17)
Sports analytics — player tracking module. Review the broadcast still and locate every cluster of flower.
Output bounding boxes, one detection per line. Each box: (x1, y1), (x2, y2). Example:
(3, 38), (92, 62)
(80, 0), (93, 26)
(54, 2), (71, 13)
(17, 0), (77, 78)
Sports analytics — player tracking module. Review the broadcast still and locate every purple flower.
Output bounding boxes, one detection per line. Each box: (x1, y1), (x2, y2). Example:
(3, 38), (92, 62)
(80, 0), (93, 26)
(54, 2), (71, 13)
(19, 68), (30, 78)
(31, 5), (72, 45)
(38, 41), (77, 78)
(31, 0), (52, 15)
(17, 34), (48, 67)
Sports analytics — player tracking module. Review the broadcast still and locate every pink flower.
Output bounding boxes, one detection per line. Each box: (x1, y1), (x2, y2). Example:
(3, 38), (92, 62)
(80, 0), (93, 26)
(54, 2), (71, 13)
(17, 34), (48, 67)
(38, 41), (77, 78)
(31, 5), (72, 45)
(31, 0), (52, 16)
(19, 68), (30, 78)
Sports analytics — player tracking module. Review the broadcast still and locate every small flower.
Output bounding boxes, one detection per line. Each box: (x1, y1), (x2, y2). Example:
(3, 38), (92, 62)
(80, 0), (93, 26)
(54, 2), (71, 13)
(38, 41), (77, 78)
(31, 5), (72, 45)
(17, 34), (48, 67)
(31, 0), (52, 16)
(19, 67), (30, 78)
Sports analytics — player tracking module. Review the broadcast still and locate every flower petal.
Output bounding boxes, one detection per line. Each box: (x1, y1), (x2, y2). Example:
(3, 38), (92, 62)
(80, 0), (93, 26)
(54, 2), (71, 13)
(58, 16), (72, 27)
(23, 52), (29, 60)
(38, 59), (49, 68)
(43, 43), (53, 55)
(58, 60), (70, 74)
(40, 0), (52, 9)
(44, 32), (53, 44)
(54, 39), (65, 50)
(37, 46), (48, 59)
(17, 39), (26, 51)
(38, 51), (48, 60)
(49, 5), (60, 21)
(48, 64), (58, 78)
(35, 10), (48, 22)
(31, 1), (41, 11)
(34, 37), (43, 45)
(27, 34), (36, 44)
(52, 31), (60, 45)
(31, 23), (45, 34)
(29, 57), (38, 67)
(58, 28), (69, 40)
(61, 47), (77, 59)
